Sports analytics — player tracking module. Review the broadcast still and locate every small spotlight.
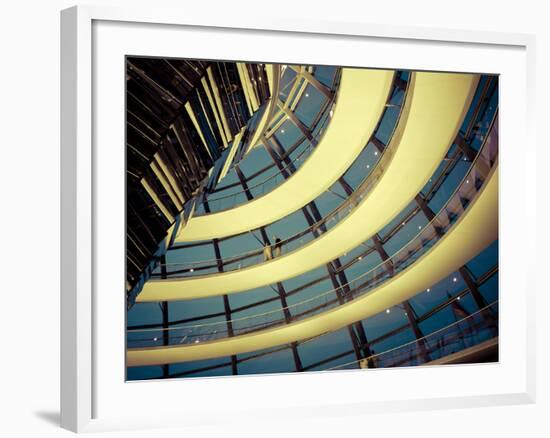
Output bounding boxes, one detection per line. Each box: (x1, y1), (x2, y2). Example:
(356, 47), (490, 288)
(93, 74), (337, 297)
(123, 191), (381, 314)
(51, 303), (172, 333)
(281, 129), (285, 134)
(153, 337), (158, 342)
(374, 151), (378, 156)
(453, 277), (457, 282)
(426, 288), (430, 292)
(305, 93), (309, 97)
(386, 309), (390, 314)
(189, 268), (194, 273)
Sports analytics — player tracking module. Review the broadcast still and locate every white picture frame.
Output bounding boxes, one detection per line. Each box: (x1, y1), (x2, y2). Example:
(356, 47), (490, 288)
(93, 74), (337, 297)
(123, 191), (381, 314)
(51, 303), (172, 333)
(60, 4), (537, 433)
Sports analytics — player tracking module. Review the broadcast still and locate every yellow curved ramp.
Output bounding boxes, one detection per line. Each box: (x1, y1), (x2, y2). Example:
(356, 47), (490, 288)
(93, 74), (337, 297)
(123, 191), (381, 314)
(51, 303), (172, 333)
(127, 165), (498, 366)
(137, 72), (479, 303)
(174, 68), (394, 243)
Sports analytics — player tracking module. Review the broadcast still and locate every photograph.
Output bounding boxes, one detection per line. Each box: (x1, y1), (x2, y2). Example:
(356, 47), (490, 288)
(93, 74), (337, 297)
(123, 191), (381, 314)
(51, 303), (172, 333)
(125, 59), (499, 381)
(1, 0), (545, 435)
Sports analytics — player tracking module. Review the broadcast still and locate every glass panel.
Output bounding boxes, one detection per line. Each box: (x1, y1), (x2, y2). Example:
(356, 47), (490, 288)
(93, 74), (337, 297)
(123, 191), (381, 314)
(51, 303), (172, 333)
(169, 357), (232, 377)
(282, 265), (328, 295)
(218, 232), (263, 259)
(273, 118), (303, 151)
(343, 250), (382, 282)
(294, 84), (326, 128)
(343, 142), (381, 190)
(479, 272), (499, 303)
(265, 209), (310, 243)
(298, 327), (352, 368)
(279, 67), (298, 102)
(127, 302), (162, 326)
(237, 347), (295, 374)
(383, 211), (429, 256)
(166, 243), (216, 267)
(313, 65), (337, 88)
(375, 105), (400, 145)
(370, 326), (416, 356)
(361, 305), (409, 341)
(168, 296), (225, 321)
(229, 284), (280, 310)
(466, 239), (498, 279)
(427, 159), (470, 213)
(127, 365), (163, 381)
(237, 146), (272, 177)
(286, 278), (334, 307)
(378, 200), (417, 240)
(307, 352), (356, 371)
(419, 304), (458, 334)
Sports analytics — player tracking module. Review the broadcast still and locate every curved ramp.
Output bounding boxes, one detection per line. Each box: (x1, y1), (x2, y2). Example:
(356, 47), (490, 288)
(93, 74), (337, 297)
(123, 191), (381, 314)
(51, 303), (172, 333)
(128, 164), (498, 366)
(137, 72), (478, 302)
(174, 68), (394, 242)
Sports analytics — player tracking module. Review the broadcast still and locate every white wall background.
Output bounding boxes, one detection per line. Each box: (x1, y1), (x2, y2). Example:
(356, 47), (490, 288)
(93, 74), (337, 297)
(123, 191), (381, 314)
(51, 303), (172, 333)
(0, 0), (547, 436)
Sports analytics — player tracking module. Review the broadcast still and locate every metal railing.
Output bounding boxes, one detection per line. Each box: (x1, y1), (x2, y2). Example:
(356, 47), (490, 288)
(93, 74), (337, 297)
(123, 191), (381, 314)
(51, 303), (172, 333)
(154, 72), (410, 277)
(127, 117), (498, 348)
(326, 301), (498, 370)
(192, 68), (342, 215)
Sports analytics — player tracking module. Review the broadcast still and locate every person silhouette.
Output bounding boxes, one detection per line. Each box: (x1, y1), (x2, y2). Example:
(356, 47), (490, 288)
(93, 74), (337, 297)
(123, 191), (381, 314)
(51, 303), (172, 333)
(263, 239), (272, 261)
(273, 236), (282, 258)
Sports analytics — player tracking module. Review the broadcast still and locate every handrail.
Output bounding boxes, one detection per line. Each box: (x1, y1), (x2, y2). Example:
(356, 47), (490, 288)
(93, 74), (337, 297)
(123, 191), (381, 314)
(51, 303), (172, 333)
(155, 71), (408, 275)
(325, 300), (498, 370)
(127, 116), (498, 346)
(193, 68), (342, 213)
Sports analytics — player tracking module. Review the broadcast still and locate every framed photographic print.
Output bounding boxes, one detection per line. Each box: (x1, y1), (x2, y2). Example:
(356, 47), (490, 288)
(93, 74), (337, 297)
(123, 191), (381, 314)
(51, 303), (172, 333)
(61, 4), (536, 433)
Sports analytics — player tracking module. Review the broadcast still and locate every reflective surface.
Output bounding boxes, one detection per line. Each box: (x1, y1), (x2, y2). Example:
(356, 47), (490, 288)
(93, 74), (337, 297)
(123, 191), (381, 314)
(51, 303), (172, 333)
(126, 64), (499, 381)
(154, 72), (410, 276)
(128, 114), (498, 348)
